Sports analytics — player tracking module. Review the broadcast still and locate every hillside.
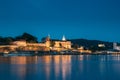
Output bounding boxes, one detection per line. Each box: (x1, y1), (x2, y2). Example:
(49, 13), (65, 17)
(69, 39), (114, 50)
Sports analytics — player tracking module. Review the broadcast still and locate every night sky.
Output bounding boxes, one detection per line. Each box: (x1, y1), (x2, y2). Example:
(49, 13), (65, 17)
(0, 0), (120, 42)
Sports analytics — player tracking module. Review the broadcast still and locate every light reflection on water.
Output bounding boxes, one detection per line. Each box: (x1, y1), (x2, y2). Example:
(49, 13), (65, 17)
(0, 55), (120, 80)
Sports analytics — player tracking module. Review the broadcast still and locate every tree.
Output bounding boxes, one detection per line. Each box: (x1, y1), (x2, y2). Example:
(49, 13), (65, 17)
(41, 37), (46, 42)
(0, 36), (4, 45)
(15, 32), (38, 43)
(0, 36), (14, 45)
(4, 37), (14, 44)
(72, 44), (79, 49)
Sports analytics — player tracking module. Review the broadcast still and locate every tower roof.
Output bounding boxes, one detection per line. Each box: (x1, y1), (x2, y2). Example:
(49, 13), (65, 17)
(62, 35), (66, 41)
(48, 34), (50, 39)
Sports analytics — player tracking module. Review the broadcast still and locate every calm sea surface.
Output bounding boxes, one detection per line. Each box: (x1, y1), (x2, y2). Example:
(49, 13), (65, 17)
(0, 55), (120, 80)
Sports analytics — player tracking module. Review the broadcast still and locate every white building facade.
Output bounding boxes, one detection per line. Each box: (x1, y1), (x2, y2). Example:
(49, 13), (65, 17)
(113, 43), (120, 51)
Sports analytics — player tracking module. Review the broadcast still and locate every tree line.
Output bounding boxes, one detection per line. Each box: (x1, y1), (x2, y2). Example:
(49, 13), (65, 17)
(0, 32), (38, 45)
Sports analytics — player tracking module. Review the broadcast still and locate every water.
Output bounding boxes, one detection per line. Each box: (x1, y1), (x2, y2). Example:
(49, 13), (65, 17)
(0, 55), (120, 80)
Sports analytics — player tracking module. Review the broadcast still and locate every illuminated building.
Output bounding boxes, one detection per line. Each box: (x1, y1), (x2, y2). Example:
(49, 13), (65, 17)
(54, 35), (71, 49)
(0, 35), (72, 52)
(77, 46), (92, 53)
(113, 43), (120, 51)
(12, 40), (27, 46)
(98, 44), (105, 47)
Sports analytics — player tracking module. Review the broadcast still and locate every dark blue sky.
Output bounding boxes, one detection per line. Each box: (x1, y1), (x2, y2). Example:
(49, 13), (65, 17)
(0, 0), (120, 42)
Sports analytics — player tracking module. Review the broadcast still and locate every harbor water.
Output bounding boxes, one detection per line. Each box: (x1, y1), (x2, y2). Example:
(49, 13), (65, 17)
(0, 55), (120, 80)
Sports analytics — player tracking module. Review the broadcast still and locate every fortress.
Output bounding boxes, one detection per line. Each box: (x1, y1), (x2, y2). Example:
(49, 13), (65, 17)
(0, 35), (72, 52)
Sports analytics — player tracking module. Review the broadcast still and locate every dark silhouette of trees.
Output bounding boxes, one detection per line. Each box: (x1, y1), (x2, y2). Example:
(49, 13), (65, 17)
(15, 32), (38, 43)
(4, 37), (14, 44)
(72, 44), (79, 49)
(0, 36), (5, 45)
(0, 36), (14, 45)
(0, 32), (38, 45)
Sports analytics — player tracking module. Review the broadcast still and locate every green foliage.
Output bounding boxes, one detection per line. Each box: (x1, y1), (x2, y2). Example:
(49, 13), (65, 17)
(41, 37), (46, 42)
(0, 32), (38, 45)
(70, 39), (113, 50)
(0, 36), (14, 45)
(15, 32), (38, 43)
(72, 44), (79, 49)
(4, 37), (14, 44)
(89, 46), (107, 52)
(0, 36), (4, 44)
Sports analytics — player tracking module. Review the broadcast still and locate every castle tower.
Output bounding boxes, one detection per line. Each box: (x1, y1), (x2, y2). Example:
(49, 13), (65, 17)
(48, 34), (50, 39)
(46, 34), (50, 41)
(45, 34), (51, 48)
(62, 35), (66, 41)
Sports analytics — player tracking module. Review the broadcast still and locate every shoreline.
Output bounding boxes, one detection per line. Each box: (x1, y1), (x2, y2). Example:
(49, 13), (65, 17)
(1, 51), (120, 57)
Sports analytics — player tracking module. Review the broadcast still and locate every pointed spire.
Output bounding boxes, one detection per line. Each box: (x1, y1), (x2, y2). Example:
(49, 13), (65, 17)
(45, 34), (50, 41)
(48, 34), (50, 38)
(62, 35), (66, 41)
